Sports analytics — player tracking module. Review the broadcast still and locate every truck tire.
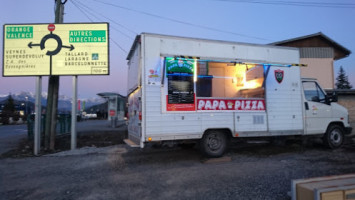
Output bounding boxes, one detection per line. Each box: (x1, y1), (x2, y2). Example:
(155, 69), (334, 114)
(200, 130), (227, 158)
(323, 124), (344, 149)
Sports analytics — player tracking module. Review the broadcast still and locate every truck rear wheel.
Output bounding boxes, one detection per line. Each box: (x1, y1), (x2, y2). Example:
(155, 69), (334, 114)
(324, 124), (344, 149)
(200, 130), (227, 158)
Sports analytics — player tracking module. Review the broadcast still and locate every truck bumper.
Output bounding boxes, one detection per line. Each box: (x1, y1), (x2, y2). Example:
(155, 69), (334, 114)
(344, 127), (353, 136)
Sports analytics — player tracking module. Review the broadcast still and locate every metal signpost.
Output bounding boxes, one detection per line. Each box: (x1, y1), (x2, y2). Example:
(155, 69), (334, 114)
(71, 76), (78, 150)
(34, 76), (42, 155)
(3, 23), (109, 154)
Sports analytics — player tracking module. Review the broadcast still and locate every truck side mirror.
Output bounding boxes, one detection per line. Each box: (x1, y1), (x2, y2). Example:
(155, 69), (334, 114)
(311, 96), (320, 102)
(331, 92), (338, 102)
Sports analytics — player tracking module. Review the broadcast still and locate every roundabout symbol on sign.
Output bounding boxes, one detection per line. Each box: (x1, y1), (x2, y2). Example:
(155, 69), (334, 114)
(28, 24), (75, 56)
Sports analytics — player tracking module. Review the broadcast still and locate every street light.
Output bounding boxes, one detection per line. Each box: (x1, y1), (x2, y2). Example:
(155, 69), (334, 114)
(25, 96), (28, 116)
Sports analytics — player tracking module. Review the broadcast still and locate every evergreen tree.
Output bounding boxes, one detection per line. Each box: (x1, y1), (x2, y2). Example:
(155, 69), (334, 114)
(335, 66), (353, 89)
(1, 95), (16, 124)
(3, 95), (15, 113)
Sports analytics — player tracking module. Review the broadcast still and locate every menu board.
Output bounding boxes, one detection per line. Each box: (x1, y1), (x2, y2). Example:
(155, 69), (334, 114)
(165, 57), (196, 111)
(167, 74), (194, 104)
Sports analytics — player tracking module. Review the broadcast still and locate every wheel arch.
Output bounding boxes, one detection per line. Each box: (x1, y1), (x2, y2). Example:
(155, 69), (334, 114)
(203, 128), (233, 139)
(326, 121), (345, 133)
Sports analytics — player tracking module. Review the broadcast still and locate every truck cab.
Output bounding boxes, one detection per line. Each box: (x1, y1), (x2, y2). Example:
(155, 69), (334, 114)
(302, 78), (352, 148)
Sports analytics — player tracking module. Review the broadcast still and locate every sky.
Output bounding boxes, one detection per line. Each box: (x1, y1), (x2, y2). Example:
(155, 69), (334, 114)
(1, 0), (355, 99)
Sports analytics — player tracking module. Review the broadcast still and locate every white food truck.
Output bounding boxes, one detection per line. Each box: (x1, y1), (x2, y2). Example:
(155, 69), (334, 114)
(125, 33), (352, 157)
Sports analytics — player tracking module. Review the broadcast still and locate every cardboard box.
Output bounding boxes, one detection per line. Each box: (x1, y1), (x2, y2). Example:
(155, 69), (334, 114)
(292, 174), (355, 200)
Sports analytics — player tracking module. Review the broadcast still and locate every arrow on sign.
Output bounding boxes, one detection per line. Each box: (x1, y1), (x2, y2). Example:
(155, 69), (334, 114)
(62, 44), (75, 51)
(28, 42), (40, 48)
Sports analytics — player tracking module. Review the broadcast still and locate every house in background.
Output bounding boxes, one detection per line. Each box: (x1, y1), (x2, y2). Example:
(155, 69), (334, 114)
(271, 32), (351, 89)
(272, 33), (355, 124)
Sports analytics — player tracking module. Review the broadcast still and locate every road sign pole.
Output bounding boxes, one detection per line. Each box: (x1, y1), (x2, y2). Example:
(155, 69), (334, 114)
(45, 0), (65, 150)
(71, 75), (77, 150)
(34, 76), (42, 155)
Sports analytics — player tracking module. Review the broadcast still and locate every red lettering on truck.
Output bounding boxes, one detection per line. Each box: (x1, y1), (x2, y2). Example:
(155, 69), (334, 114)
(197, 99), (265, 111)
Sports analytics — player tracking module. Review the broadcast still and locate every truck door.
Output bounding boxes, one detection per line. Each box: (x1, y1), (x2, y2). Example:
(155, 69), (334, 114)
(302, 81), (331, 134)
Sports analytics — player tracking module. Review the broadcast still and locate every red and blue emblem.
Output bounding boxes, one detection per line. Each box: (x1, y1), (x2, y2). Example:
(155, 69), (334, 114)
(274, 69), (284, 84)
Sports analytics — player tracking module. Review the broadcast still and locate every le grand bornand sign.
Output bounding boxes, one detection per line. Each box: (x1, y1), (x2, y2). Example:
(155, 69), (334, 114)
(3, 23), (109, 76)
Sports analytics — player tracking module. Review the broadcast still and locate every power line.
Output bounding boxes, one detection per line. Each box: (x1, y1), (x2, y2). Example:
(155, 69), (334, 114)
(70, 0), (129, 53)
(76, 0), (138, 36)
(71, 0), (94, 22)
(73, 0), (135, 40)
(211, 0), (355, 8)
(111, 39), (128, 53)
(92, 0), (272, 41)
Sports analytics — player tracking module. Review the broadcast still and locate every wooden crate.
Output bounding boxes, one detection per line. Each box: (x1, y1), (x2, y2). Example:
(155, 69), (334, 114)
(291, 174), (355, 200)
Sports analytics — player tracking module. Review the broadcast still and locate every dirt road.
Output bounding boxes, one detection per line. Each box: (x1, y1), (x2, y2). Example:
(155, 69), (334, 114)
(1, 141), (355, 200)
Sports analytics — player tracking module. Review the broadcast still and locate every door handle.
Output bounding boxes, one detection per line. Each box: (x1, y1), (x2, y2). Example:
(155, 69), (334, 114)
(305, 102), (309, 110)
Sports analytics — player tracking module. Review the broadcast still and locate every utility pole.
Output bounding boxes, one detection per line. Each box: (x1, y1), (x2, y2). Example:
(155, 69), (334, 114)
(44, 0), (66, 150)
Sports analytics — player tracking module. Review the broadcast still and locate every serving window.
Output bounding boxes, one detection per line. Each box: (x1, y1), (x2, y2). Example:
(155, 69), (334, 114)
(196, 61), (265, 99)
(164, 57), (266, 112)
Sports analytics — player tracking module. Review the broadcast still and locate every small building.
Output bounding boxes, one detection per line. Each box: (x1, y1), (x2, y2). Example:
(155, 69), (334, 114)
(97, 92), (126, 122)
(271, 32), (351, 89)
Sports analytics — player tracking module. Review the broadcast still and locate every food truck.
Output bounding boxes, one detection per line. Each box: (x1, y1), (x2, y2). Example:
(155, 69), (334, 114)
(125, 33), (352, 157)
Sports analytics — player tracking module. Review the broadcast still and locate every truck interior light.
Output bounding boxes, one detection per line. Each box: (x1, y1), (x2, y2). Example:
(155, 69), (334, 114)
(244, 80), (260, 89)
(232, 77), (237, 83)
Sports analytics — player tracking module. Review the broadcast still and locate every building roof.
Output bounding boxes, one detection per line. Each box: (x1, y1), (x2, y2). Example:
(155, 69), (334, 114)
(325, 89), (355, 95)
(271, 32), (351, 60)
(97, 92), (126, 99)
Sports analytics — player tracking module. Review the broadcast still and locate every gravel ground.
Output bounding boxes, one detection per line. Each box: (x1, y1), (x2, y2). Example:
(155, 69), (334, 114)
(1, 139), (355, 200)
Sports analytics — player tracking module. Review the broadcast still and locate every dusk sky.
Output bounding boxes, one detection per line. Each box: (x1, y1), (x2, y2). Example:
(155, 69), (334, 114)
(1, 0), (355, 99)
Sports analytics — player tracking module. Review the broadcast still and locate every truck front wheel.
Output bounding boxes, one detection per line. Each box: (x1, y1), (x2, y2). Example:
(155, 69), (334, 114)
(200, 130), (227, 158)
(324, 124), (344, 149)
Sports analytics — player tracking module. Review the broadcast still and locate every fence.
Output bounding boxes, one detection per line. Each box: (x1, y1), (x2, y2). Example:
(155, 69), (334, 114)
(27, 114), (71, 139)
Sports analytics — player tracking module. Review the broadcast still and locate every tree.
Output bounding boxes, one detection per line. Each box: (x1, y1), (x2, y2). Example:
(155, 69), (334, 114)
(1, 95), (16, 124)
(335, 66), (353, 89)
(3, 95), (15, 113)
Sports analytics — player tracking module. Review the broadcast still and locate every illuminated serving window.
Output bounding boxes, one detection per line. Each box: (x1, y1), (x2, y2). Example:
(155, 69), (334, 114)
(164, 57), (266, 112)
(196, 61), (265, 98)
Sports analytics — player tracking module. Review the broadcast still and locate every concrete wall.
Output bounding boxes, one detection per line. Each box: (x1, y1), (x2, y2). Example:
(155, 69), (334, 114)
(337, 94), (355, 123)
(325, 90), (355, 135)
(338, 94), (355, 135)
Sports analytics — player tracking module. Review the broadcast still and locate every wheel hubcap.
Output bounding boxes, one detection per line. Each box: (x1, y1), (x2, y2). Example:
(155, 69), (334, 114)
(330, 129), (341, 144)
(207, 134), (221, 150)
